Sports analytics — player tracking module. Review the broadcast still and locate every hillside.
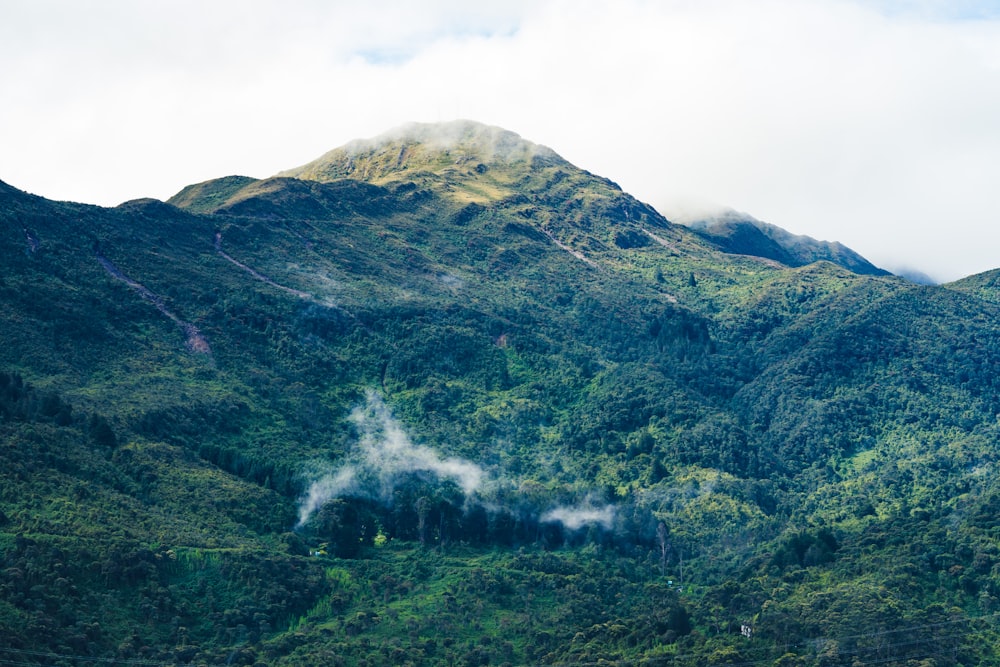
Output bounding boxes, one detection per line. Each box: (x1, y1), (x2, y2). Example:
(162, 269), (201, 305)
(2, 121), (1000, 665)
(685, 209), (890, 276)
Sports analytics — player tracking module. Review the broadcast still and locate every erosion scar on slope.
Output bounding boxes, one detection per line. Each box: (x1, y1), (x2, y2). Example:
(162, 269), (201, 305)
(95, 251), (211, 354)
(642, 228), (676, 251)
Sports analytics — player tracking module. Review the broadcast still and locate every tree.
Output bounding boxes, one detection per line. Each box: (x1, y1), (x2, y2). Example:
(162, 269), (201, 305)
(89, 414), (118, 449)
(416, 496), (432, 547)
(657, 522), (670, 576)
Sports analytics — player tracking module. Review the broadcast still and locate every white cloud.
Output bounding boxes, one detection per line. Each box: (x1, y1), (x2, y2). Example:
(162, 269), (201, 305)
(541, 501), (616, 531)
(296, 390), (485, 527)
(2, 0), (999, 280)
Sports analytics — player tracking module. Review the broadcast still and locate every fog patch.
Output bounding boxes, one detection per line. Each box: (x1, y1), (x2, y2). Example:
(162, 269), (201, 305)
(438, 273), (464, 289)
(296, 390), (485, 528)
(296, 466), (358, 528)
(358, 120), (564, 166)
(541, 499), (616, 531)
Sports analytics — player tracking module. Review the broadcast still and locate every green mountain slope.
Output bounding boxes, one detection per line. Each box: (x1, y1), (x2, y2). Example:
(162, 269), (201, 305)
(2, 121), (1000, 665)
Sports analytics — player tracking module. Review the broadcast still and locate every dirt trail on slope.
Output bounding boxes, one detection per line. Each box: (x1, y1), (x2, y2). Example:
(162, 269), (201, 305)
(541, 229), (599, 268)
(642, 228), (676, 251)
(213, 232), (373, 334)
(214, 232), (310, 299)
(95, 251), (211, 354)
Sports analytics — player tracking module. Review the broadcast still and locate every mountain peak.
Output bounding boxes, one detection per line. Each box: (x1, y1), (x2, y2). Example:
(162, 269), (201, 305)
(279, 120), (567, 189)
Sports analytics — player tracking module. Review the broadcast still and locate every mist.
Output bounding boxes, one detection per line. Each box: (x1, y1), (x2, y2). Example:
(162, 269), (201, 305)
(296, 466), (358, 528)
(355, 120), (561, 166)
(541, 501), (616, 531)
(296, 392), (645, 552)
(296, 390), (485, 528)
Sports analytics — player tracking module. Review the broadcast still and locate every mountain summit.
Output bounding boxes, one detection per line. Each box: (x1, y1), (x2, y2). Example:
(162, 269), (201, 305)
(279, 120), (568, 186)
(171, 119), (676, 255)
(274, 120), (589, 211)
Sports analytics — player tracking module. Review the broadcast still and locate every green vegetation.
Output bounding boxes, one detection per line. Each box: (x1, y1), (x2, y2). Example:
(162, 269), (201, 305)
(2, 121), (1000, 664)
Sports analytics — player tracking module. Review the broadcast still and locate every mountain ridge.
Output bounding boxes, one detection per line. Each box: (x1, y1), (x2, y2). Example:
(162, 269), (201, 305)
(171, 120), (884, 278)
(684, 208), (889, 276)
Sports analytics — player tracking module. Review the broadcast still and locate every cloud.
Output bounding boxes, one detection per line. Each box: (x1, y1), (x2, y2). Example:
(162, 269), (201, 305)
(295, 391), (629, 541)
(296, 390), (485, 527)
(296, 465), (358, 528)
(2, 1), (1000, 280)
(541, 500), (616, 531)
(348, 390), (484, 495)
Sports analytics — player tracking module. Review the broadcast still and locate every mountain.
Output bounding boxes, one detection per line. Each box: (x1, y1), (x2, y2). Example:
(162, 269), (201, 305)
(2, 121), (1000, 665)
(685, 208), (890, 276)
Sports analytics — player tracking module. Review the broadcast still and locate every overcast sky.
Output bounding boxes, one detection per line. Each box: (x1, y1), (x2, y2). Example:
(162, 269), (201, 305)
(2, 0), (999, 282)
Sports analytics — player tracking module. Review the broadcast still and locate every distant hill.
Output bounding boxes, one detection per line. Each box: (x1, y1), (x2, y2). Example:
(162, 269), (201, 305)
(685, 208), (889, 275)
(2, 121), (1000, 665)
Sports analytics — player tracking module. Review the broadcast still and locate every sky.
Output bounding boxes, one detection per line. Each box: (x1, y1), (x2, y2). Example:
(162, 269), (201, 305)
(2, 1), (1000, 282)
